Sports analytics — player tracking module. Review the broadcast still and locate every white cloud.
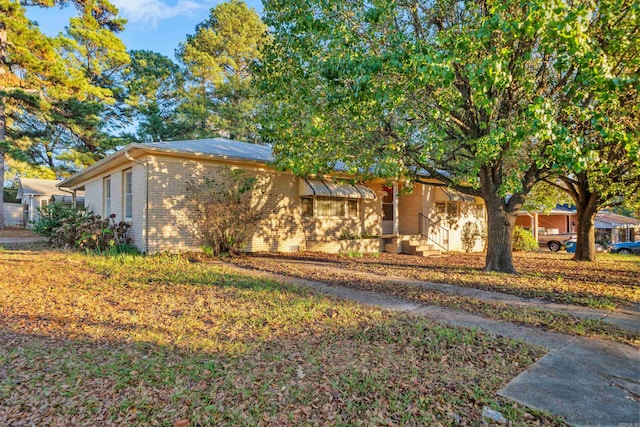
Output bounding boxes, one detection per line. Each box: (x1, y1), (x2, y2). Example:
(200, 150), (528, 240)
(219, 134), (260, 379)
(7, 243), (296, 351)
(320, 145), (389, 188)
(110, 0), (213, 27)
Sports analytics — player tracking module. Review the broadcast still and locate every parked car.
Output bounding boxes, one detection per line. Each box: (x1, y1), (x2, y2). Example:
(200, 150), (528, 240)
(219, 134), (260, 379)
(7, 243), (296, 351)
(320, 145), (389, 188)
(538, 231), (576, 252)
(610, 240), (640, 255)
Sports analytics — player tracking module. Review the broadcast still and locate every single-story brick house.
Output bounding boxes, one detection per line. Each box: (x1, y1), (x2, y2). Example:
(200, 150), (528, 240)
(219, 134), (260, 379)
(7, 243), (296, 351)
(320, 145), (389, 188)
(58, 138), (487, 255)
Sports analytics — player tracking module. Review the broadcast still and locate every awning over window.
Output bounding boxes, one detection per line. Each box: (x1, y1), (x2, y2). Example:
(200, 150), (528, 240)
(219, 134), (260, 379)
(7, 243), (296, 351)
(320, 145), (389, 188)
(436, 188), (476, 203)
(299, 178), (377, 200)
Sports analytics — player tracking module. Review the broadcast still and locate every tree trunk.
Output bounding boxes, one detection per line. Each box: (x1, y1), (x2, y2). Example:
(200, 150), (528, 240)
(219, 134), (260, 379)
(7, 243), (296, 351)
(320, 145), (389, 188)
(573, 191), (598, 261)
(483, 193), (518, 273)
(559, 173), (599, 262)
(0, 23), (6, 230)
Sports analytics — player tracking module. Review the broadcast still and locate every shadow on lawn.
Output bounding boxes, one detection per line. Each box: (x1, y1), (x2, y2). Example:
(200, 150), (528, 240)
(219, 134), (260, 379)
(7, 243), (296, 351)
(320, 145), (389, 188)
(241, 253), (639, 308)
(0, 315), (556, 427)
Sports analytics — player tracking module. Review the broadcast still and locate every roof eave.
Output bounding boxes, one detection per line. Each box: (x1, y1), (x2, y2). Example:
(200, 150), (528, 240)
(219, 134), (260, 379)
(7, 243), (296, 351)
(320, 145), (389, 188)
(58, 143), (146, 189)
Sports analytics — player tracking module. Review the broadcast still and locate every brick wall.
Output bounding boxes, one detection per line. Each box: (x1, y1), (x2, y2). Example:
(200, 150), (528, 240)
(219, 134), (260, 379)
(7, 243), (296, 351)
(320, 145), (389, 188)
(146, 155), (309, 253)
(78, 153), (384, 254)
(80, 163), (146, 251)
(398, 183), (425, 235)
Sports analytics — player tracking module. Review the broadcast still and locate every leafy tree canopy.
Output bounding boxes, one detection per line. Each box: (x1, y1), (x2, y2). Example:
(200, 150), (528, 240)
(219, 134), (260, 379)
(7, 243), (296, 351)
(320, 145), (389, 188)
(259, 0), (638, 272)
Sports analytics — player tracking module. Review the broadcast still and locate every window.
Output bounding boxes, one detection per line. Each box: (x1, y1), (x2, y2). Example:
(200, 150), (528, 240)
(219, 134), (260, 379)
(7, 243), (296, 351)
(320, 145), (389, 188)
(39, 199), (49, 208)
(301, 197), (314, 217)
(302, 197), (359, 218)
(316, 197), (345, 217)
(104, 177), (111, 217)
(436, 201), (458, 219)
(347, 199), (359, 218)
(123, 170), (133, 219)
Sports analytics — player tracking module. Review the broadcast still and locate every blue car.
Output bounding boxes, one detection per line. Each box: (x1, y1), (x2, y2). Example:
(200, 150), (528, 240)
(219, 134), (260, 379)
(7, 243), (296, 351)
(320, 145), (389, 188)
(610, 240), (640, 255)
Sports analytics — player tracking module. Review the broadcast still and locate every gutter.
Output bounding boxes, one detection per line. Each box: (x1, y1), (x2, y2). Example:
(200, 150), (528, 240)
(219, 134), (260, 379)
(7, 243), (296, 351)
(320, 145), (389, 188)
(125, 150), (149, 254)
(57, 187), (78, 208)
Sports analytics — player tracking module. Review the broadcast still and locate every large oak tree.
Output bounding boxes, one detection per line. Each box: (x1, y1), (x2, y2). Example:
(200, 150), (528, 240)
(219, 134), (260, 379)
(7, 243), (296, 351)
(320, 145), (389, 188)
(259, 0), (635, 272)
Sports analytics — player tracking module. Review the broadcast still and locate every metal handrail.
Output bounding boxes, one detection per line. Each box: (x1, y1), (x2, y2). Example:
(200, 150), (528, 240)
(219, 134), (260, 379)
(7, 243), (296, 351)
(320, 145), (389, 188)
(418, 212), (450, 253)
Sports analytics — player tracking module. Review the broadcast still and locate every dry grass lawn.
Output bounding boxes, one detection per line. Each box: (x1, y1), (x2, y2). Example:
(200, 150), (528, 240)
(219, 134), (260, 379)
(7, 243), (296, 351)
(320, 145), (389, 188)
(237, 252), (640, 309)
(0, 250), (564, 426)
(228, 252), (640, 346)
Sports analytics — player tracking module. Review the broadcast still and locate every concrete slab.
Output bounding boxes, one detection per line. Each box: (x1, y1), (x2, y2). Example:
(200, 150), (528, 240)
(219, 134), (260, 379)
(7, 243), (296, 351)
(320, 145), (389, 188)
(499, 341), (640, 426)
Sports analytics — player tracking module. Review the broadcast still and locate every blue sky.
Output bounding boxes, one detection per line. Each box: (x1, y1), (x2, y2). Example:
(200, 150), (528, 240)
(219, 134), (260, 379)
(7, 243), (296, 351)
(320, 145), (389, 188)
(27, 0), (264, 59)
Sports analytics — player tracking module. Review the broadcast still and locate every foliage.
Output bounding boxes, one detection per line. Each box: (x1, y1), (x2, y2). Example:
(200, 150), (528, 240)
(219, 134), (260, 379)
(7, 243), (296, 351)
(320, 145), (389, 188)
(512, 227), (539, 252)
(0, 250), (563, 425)
(258, 0), (637, 273)
(31, 201), (79, 237)
(177, 0), (267, 141)
(2, 0), (129, 178)
(522, 182), (573, 215)
(339, 230), (358, 240)
(184, 167), (264, 255)
(38, 207), (131, 251)
(121, 50), (189, 142)
(461, 221), (484, 252)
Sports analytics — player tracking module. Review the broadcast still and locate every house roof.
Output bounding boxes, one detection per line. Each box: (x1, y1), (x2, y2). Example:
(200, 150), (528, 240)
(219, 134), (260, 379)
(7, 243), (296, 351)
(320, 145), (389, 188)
(58, 138), (279, 189)
(18, 178), (85, 199)
(517, 204), (577, 216)
(595, 211), (640, 228)
(59, 137), (365, 190)
(146, 138), (275, 163)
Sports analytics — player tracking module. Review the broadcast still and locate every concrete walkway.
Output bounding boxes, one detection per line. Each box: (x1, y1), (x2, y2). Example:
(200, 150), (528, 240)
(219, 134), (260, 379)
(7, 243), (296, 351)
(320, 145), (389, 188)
(0, 237), (44, 246)
(219, 261), (640, 426)
(251, 257), (640, 334)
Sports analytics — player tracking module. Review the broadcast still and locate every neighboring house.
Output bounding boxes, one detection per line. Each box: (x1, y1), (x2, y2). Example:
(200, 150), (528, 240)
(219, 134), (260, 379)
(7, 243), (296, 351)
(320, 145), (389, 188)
(17, 178), (85, 222)
(58, 138), (487, 255)
(594, 211), (640, 244)
(515, 205), (577, 242)
(516, 206), (640, 245)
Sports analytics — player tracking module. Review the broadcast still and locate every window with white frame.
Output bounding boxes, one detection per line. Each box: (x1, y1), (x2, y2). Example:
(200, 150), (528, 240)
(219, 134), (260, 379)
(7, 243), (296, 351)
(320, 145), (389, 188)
(301, 197), (360, 218)
(104, 177), (111, 217)
(123, 169), (133, 220)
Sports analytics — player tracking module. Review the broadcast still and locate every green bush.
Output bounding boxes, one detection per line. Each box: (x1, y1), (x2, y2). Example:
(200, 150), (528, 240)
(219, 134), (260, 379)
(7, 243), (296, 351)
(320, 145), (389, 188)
(512, 226), (539, 252)
(339, 231), (358, 240)
(31, 202), (79, 237)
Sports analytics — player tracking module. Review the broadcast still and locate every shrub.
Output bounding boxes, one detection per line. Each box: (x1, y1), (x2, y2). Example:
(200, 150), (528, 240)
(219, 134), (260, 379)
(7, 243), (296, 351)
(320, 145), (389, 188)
(46, 211), (131, 252)
(339, 231), (358, 240)
(184, 167), (265, 256)
(31, 202), (79, 237)
(512, 226), (539, 252)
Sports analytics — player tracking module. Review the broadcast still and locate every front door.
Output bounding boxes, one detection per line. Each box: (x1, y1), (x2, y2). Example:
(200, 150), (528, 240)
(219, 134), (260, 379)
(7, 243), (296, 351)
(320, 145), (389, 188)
(382, 186), (394, 234)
